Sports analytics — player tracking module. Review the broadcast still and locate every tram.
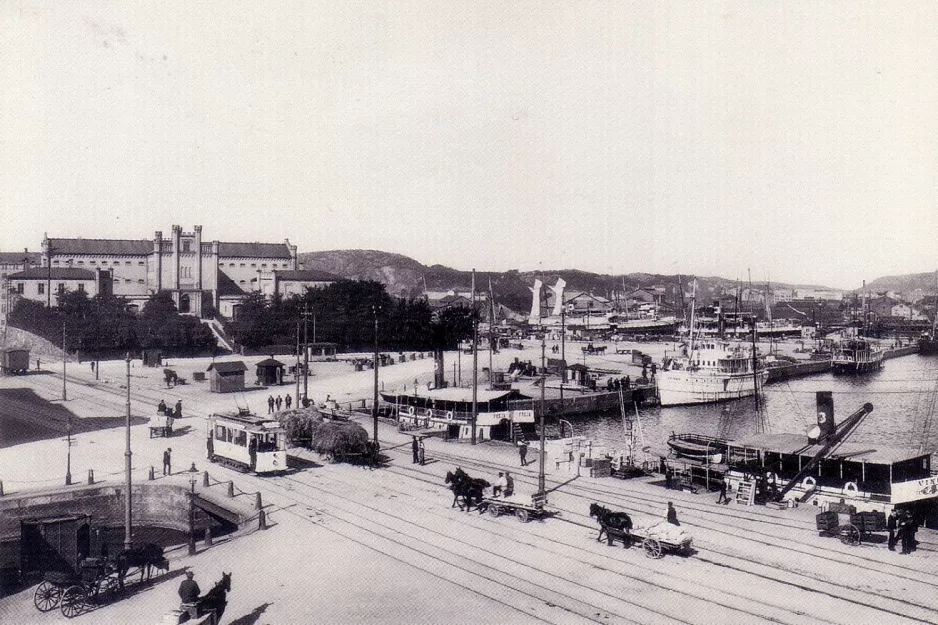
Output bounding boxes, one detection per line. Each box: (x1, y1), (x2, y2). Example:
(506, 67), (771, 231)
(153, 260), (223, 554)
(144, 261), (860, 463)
(207, 409), (287, 474)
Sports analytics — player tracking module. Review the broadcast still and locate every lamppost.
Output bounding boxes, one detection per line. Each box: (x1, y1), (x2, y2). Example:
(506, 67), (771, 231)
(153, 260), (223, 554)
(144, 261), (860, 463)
(188, 476), (197, 555)
(65, 415), (72, 485)
(124, 353), (133, 550)
(538, 334), (546, 496)
(61, 320), (67, 401)
(372, 305), (379, 445)
(471, 269), (478, 445)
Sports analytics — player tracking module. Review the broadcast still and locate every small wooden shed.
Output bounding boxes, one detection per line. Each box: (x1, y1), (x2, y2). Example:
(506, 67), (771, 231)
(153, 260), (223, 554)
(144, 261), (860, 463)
(255, 358), (285, 386)
(207, 361), (248, 393)
(141, 349), (163, 367)
(1, 348), (30, 375)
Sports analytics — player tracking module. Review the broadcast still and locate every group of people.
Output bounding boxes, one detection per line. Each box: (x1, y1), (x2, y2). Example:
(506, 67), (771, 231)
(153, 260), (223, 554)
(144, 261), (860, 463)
(604, 376), (632, 392)
(157, 399), (183, 419)
(267, 394), (292, 413)
(888, 509), (920, 554)
(411, 436), (426, 465)
(493, 471), (514, 497)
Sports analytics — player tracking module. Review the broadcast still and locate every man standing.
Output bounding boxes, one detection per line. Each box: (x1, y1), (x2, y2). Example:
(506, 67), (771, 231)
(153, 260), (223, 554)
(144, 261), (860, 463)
(267, 395), (275, 414)
(175, 400), (182, 419)
(716, 477), (729, 505)
(275, 395), (283, 411)
(665, 467), (673, 490)
(418, 438), (426, 466)
(887, 510), (897, 551)
(285, 394), (292, 409)
(666, 502), (680, 526)
(411, 436), (419, 464)
(518, 440), (528, 466)
(163, 448), (172, 475)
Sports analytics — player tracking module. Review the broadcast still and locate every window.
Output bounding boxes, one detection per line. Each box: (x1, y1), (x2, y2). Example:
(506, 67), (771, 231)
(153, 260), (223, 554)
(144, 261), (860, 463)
(90, 260), (97, 265)
(138, 279), (144, 284)
(38, 283), (45, 295)
(215, 425), (226, 440)
(124, 279), (131, 283)
(58, 283), (65, 292)
(16, 283), (24, 294)
(53, 260), (60, 265)
(234, 430), (247, 447)
(239, 280), (246, 284)
(77, 260), (84, 265)
(126, 261), (132, 266)
(182, 240), (191, 253)
(251, 263), (256, 268)
(137, 261), (144, 266)
(77, 283), (85, 292)
(240, 263), (245, 268)
(229, 263), (235, 267)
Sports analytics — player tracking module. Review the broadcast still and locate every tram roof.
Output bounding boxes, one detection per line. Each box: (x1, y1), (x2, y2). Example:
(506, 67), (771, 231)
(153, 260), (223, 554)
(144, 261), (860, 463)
(729, 432), (926, 465)
(211, 411), (282, 431)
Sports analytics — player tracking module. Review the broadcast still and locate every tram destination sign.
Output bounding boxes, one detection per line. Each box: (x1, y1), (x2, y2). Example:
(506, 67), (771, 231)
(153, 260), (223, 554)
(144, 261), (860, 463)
(891, 476), (938, 504)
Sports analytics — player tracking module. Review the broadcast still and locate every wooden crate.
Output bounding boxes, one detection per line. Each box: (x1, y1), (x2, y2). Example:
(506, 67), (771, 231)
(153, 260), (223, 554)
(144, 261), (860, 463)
(816, 511), (839, 531)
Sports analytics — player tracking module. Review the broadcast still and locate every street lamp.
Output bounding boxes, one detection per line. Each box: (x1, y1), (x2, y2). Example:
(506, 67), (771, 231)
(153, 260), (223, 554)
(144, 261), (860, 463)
(372, 305), (379, 445)
(124, 353), (133, 550)
(188, 476), (197, 555)
(65, 415), (72, 485)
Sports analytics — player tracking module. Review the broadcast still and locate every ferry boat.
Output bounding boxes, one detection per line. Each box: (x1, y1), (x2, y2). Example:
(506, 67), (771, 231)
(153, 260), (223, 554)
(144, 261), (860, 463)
(656, 285), (767, 406)
(830, 337), (884, 374)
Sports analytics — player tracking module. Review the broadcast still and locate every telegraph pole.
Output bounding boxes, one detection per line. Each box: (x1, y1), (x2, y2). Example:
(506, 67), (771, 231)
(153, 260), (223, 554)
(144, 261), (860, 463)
(61, 320), (67, 401)
(302, 302), (312, 403)
(538, 334), (546, 495)
(372, 305), (379, 445)
(65, 415), (72, 485)
(471, 269), (478, 445)
(295, 320), (301, 407)
(124, 353), (133, 550)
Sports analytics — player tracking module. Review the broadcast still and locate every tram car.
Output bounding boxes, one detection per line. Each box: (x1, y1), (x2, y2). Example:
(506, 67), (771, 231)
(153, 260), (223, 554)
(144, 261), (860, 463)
(207, 409), (287, 474)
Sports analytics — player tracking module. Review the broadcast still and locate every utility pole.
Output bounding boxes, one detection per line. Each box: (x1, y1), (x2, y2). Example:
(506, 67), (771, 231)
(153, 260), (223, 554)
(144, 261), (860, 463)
(302, 302), (312, 403)
(65, 415), (72, 485)
(295, 320), (301, 407)
(124, 353), (133, 550)
(372, 305), (379, 445)
(61, 320), (67, 401)
(471, 269), (478, 445)
(538, 334), (546, 495)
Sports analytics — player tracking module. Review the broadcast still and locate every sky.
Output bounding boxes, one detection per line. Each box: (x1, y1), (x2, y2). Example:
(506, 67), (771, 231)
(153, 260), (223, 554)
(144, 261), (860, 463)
(1, 1), (936, 290)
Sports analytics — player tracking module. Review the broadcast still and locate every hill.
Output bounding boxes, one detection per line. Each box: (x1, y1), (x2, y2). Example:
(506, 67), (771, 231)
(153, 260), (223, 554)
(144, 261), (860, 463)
(297, 250), (840, 312)
(864, 272), (938, 295)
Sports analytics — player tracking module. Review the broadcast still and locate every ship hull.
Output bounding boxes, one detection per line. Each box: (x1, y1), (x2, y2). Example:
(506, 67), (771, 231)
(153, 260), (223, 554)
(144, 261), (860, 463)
(831, 358), (884, 374)
(657, 370), (769, 406)
(919, 338), (938, 355)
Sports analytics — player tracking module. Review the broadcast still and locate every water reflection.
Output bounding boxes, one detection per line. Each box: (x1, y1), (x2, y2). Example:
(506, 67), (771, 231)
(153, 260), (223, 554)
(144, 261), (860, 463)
(562, 355), (938, 453)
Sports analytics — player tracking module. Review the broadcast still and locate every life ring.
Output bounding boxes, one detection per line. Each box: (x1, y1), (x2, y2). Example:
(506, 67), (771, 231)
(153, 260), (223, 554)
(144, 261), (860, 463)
(426, 409), (435, 419)
(445, 411), (454, 420)
(802, 476), (816, 489)
(404, 406), (415, 417)
(844, 481), (858, 494)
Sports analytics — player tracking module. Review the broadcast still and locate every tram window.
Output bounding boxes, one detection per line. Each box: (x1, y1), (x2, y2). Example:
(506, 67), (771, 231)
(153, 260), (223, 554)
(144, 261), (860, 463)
(215, 425), (226, 440)
(234, 431), (247, 446)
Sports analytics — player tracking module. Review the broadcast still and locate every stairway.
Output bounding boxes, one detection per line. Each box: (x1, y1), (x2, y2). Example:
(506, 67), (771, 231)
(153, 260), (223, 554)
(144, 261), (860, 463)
(201, 318), (234, 353)
(735, 480), (755, 506)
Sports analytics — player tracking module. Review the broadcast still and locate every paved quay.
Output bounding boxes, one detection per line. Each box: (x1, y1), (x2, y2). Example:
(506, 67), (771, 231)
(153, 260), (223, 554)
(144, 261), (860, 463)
(2, 346), (937, 624)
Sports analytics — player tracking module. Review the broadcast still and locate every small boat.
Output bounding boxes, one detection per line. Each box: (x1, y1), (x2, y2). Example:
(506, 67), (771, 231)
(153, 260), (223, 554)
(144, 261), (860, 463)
(830, 337), (884, 374)
(667, 433), (727, 464)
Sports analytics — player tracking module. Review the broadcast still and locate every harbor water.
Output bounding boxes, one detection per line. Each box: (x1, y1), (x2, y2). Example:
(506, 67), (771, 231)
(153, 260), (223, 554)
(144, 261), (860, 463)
(563, 354), (938, 457)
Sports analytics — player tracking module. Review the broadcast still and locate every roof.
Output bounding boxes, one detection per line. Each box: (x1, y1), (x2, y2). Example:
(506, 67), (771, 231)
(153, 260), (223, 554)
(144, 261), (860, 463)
(8, 267), (97, 280)
(216, 270), (247, 296)
(48, 238), (152, 256)
(0, 251), (41, 265)
(218, 242), (292, 259)
(730, 432), (927, 465)
(381, 388), (530, 403)
(274, 269), (340, 282)
(206, 361), (248, 373)
(256, 358), (285, 367)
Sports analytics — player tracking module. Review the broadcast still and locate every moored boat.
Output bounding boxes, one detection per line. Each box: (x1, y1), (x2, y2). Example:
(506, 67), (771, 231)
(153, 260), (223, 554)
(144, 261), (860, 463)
(667, 433), (727, 464)
(830, 337), (884, 374)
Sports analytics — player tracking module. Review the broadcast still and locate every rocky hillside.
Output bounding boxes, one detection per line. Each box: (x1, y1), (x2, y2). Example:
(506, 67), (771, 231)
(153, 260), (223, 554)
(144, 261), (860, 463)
(865, 272), (938, 295)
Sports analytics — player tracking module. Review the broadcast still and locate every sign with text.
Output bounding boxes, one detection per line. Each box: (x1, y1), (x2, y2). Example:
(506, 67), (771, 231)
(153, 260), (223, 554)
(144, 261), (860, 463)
(891, 476), (938, 504)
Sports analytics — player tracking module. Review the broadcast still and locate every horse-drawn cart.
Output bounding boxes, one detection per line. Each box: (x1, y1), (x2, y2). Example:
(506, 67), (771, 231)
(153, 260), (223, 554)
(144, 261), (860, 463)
(479, 492), (557, 523)
(629, 523), (694, 559)
(149, 414), (174, 437)
(33, 558), (120, 618)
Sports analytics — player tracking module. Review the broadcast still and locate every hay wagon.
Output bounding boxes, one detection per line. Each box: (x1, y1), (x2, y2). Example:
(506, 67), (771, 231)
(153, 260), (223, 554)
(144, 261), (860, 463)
(816, 510), (886, 545)
(479, 492), (557, 523)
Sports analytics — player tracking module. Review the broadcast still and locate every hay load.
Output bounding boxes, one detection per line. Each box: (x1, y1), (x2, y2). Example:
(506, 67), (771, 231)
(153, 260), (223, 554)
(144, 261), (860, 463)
(277, 408), (371, 462)
(276, 408), (324, 446)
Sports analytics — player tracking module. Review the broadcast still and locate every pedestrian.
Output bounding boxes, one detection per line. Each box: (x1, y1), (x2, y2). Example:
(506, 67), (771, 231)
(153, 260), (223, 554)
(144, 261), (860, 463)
(90, 361), (95, 372)
(418, 438), (426, 465)
(175, 400), (182, 419)
(659, 457), (667, 474)
(898, 512), (911, 554)
(624, 375), (630, 389)
(163, 448), (172, 475)
(206, 434), (214, 459)
(666, 501), (680, 526)
(285, 394), (292, 409)
(411, 436), (419, 464)
(716, 477), (729, 504)
(275, 395), (283, 410)
(665, 467), (673, 490)
(158, 399), (167, 415)
(36, 358), (40, 371)
(887, 510), (897, 551)
(267, 395), (275, 414)
(518, 440), (528, 466)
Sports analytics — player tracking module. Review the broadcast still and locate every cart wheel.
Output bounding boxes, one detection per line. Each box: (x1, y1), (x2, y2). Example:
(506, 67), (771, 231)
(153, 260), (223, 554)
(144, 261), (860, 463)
(100, 576), (121, 600)
(34, 581), (62, 611)
(488, 505), (501, 517)
(516, 508), (530, 523)
(839, 524), (861, 546)
(643, 538), (664, 559)
(61, 585), (87, 618)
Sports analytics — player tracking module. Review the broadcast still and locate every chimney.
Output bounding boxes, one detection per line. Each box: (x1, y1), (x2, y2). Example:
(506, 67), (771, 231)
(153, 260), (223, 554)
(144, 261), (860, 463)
(807, 391), (836, 444)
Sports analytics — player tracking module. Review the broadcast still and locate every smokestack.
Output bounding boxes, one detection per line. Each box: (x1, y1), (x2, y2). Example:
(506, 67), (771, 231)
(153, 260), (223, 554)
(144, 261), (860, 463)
(529, 279), (543, 321)
(807, 391), (836, 444)
(550, 279), (566, 317)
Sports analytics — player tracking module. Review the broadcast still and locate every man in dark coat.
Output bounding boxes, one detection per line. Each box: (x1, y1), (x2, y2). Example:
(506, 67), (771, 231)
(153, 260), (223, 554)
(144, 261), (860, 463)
(716, 477), (729, 504)
(887, 510), (897, 551)
(411, 436), (419, 464)
(268, 395), (275, 414)
(665, 467), (673, 490)
(178, 570), (200, 617)
(162, 448), (172, 475)
(666, 502), (680, 526)
(518, 440), (528, 466)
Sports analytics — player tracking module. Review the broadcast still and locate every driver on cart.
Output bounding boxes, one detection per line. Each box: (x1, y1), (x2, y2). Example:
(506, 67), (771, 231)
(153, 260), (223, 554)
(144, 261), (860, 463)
(493, 472), (508, 497)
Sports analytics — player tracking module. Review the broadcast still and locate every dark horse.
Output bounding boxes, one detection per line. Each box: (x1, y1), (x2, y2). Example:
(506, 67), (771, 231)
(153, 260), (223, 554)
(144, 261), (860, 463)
(589, 503), (633, 546)
(116, 543), (168, 589)
(197, 572), (231, 623)
(445, 469), (490, 512)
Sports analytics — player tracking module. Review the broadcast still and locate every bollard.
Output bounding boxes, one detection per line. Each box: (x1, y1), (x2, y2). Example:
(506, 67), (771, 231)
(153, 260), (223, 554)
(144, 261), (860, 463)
(227, 481), (234, 497)
(255, 492), (262, 510)
(258, 509), (267, 530)
(202, 471), (210, 487)
(149, 466), (155, 481)
(204, 526), (213, 546)
(87, 469), (94, 485)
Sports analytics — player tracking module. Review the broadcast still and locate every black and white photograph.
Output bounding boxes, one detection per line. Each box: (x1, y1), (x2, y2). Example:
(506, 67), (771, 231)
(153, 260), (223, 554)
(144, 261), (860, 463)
(1, 2), (937, 623)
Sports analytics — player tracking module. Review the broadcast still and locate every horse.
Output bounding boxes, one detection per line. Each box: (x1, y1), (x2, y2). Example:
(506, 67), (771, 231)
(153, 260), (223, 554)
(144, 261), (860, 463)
(445, 470), (490, 512)
(198, 572), (231, 622)
(116, 543), (167, 589)
(589, 503), (633, 545)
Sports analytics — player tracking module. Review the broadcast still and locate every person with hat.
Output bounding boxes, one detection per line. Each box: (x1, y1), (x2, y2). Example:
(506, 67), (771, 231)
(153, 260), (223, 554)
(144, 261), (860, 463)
(178, 570), (201, 616)
(163, 448), (172, 475)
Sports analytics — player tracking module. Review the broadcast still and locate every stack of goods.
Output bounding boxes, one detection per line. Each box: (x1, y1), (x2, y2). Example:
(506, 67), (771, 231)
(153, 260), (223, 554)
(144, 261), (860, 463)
(589, 458), (611, 478)
(850, 511), (886, 532)
(642, 522), (692, 546)
(816, 510), (839, 533)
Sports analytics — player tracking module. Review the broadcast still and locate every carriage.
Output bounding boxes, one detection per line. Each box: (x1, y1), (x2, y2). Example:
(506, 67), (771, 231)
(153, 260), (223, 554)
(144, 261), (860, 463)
(208, 409), (287, 474)
(627, 523), (694, 559)
(149, 414), (175, 437)
(479, 492), (557, 523)
(33, 557), (121, 618)
(816, 510), (887, 545)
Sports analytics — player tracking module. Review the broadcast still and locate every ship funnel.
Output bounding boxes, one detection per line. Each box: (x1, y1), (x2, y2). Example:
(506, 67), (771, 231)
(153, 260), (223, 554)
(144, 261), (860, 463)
(529, 279), (543, 321)
(807, 391), (836, 444)
(550, 278), (567, 316)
